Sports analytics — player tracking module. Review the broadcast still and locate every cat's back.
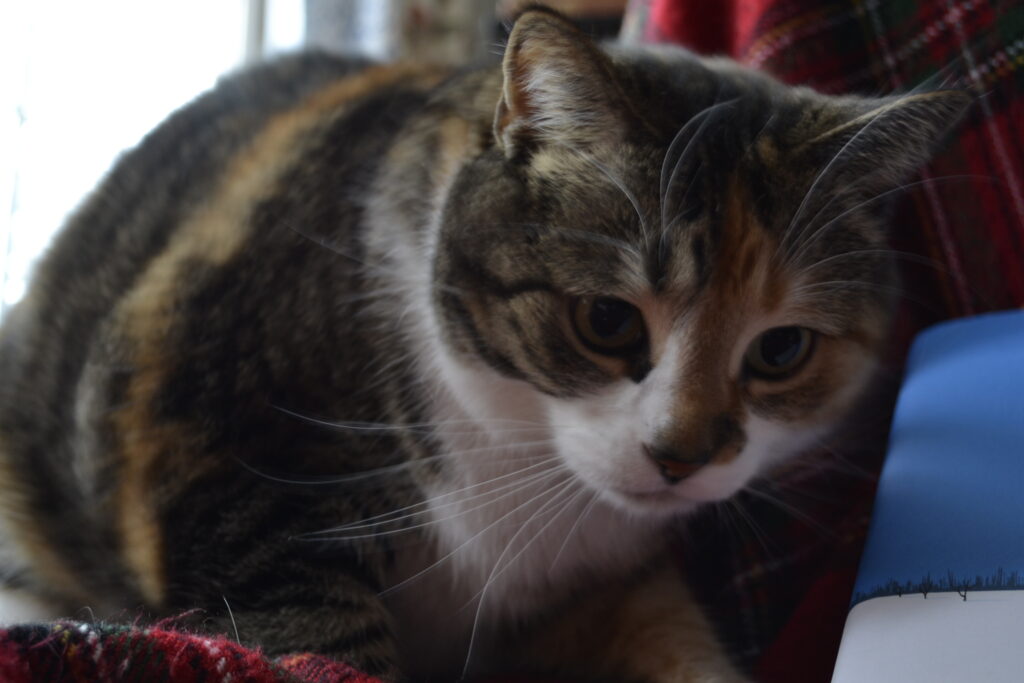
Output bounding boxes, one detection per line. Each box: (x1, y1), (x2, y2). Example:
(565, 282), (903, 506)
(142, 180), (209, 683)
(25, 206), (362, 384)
(0, 52), (449, 613)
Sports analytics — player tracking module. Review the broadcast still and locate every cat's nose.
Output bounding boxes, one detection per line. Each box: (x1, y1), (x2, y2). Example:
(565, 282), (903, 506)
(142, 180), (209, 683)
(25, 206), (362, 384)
(642, 443), (711, 484)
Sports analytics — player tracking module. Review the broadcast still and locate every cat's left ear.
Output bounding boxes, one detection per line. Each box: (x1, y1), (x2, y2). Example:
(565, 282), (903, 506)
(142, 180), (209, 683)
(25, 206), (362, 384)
(800, 90), (973, 196)
(494, 7), (629, 157)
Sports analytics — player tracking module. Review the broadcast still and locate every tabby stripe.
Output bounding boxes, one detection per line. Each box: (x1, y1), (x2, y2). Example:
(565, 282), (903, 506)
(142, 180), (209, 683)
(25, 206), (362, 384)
(441, 292), (525, 379)
(450, 247), (557, 300)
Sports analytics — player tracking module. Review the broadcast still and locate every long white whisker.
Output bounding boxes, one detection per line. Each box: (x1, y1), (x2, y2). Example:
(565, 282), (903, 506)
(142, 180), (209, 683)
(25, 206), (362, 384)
(302, 460), (563, 537)
(780, 110), (891, 261)
(236, 436), (560, 488)
(314, 468), (568, 544)
(378, 468), (571, 598)
(562, 146), (652, 247)
(299, 478), (554, 542)
(787, 174), (999, 266)
(222, 595), (240, 644)
(660, 159), (702, 238)
(796, 248), (933, 275)
(461, 478), (580, 678)
(725, 498), (777, 557)
(303, 457), (563, 533)
(790, 279), (945, 314)
(548, 490), (600, 575)
(272, 405), (554, 433)
(332, 286), (417, 305)
(471, 484), (587, 603)
(742, 486), (837, 537)
(661, 99), (739, 234)
(789, 279), (906, 296)
(660, 104), (711, 210)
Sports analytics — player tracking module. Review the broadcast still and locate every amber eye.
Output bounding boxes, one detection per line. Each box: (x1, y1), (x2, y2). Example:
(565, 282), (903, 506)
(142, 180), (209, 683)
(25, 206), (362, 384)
(571, 296), (645, 355)
(745, 326), (815, 379)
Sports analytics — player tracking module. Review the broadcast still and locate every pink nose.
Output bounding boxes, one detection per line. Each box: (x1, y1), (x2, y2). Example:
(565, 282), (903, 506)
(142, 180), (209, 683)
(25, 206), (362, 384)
(643, 443), (710, 484)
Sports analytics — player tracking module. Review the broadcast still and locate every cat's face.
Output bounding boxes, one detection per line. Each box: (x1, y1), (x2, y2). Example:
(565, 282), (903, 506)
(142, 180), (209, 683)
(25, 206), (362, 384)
(432, 9), (968, 518)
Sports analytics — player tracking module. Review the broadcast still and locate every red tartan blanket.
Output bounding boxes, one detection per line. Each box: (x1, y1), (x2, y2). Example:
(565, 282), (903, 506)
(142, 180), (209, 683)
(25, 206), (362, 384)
(0, 620), (381, 683)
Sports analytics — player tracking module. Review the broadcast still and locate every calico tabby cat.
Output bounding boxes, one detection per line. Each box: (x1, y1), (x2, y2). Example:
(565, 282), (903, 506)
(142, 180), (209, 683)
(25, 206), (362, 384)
(0, 7), (968, 682)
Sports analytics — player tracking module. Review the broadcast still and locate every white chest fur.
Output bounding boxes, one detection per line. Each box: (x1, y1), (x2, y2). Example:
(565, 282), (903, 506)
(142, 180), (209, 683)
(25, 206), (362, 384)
(383, 350), (662, 677)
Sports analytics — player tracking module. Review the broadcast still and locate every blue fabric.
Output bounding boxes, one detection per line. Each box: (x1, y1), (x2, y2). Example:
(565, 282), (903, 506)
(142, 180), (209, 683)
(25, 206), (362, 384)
(852, 310), (1024, 605)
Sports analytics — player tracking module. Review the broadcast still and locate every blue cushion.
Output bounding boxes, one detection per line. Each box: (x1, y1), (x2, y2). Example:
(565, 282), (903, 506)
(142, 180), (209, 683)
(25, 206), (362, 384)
(853, 309), (1024, 603)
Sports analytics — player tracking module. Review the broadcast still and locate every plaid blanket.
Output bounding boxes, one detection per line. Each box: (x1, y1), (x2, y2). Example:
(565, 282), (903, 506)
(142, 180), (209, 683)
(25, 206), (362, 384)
(0, 620), (379, 683)
(2, 2), (1021, 682)
(625, 0), (1024, 681)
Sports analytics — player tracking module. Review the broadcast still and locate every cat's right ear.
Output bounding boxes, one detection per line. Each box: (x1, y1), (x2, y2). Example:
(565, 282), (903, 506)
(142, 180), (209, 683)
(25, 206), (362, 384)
(494, 7), (628, 157)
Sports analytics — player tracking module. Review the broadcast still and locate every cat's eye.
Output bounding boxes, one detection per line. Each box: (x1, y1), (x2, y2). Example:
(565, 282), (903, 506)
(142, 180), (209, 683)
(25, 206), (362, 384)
(744, 326), (815, 379)
(571, 296), (645, 355)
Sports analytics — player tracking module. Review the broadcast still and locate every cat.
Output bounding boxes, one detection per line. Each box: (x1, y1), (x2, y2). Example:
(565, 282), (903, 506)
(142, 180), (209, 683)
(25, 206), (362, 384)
(0, 6), (969, 682)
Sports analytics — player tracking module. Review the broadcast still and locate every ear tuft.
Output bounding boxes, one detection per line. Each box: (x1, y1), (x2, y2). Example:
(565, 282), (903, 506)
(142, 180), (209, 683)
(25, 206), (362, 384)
(494, 8), (627, 157)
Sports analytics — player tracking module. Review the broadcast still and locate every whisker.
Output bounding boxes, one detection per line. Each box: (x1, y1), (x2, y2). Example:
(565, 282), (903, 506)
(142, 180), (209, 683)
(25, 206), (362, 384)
(779, 108), (891, 261)
(283, 219), (468, 300)
(726, 497), (778, 557)
(298, 473), (560, 543)
(659, 98), (736, 222)
(797, 248), (937, 274)
(331, 286), (417, 305)
(234, 456), (429, 487)
(710, 499), (745, 544)
(743, 110), (779, 163)
(462, 477), (580, 677)
(789, 278), (950, 316)
(236, 437), (559, 489)
(559, 146), (652, 247)
(741, 486), (837, 538)
(272, 405), (553, 433)
(469, 483), (587, 606)
(301, 456), (563, 533)
(284, 220), (377, 270)
(787, 174), (1001, 267)
(548, 490), (600, 575)
(467, 480), (581, 608)
(788, 278), (914, 302)
(301, 460), (563, 537)
(378, 467), (572, 598)
(221, 595), (241, 644)
(661, 159), (703, 238)
(664, 108), (777, 254)
(800, 436), (882, 482)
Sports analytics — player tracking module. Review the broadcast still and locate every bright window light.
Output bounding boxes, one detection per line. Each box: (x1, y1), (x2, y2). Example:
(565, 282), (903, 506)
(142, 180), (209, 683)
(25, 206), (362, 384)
(0, 1), (265, 315)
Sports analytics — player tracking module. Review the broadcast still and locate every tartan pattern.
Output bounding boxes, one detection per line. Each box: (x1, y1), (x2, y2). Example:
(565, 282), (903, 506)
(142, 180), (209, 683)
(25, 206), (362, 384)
(0, 620), (381, 683)
(626, 1), (1024, 681)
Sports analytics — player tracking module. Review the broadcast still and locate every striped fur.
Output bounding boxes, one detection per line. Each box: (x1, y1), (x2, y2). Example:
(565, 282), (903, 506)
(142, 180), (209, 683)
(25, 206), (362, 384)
(0, 7), (968, 681)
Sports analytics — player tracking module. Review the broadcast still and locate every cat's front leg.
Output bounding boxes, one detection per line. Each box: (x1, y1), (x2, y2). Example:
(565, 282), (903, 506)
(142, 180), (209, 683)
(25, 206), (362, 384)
(183, 568), (401, 681)
(525, 562), (751, 683)
(158, 492), (403, 680)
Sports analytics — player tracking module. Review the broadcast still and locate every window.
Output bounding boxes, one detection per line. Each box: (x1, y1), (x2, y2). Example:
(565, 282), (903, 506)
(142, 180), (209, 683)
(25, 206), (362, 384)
(0, 1), (303, 316)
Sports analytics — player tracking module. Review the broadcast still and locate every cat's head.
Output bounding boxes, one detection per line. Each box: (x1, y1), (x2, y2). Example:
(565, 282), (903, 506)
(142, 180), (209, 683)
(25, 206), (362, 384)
(432, 8), (969, 517)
